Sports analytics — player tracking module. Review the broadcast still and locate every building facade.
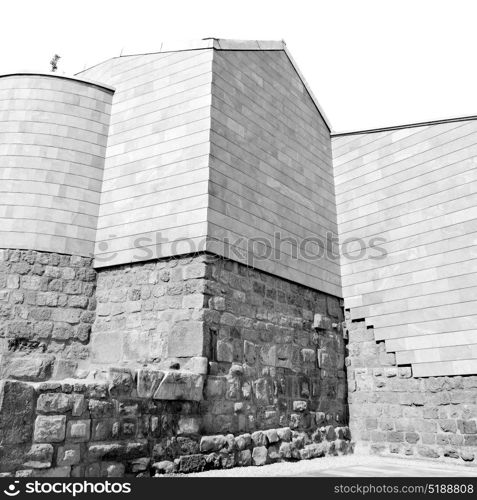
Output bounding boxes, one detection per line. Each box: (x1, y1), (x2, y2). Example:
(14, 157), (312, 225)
(0, 39), (475, 475)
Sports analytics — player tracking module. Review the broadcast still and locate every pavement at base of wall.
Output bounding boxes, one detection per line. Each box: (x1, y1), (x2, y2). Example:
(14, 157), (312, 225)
(185, 454), (477, 477)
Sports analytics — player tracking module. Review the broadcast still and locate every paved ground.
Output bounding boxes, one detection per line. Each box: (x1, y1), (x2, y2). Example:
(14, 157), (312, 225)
(188, 455), (477, 477)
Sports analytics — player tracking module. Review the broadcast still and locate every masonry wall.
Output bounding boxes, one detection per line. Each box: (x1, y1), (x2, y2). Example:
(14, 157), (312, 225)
(346, 318), (477, 463)
(0, 254), (350, 476)
(90, 254), (210, 369)
(332, 120), (477, 377)
(0, 74), (113, 257)
(88, 253), (348, 433)
(0, 249), (96, 380)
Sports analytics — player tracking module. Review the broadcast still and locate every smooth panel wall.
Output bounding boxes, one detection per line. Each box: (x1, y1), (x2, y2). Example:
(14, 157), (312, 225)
(0, 74), (113, 257)
(332, 119), (477, 376)
(78, 50), (214, 267)
(208, 49), (341, 297)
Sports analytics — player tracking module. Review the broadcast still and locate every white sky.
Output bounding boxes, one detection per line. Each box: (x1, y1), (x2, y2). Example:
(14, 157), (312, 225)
(2, 0), (477, 132)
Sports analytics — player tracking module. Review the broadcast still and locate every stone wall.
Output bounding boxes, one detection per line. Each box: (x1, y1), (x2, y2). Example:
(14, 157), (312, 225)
(0, 375), (351, 477)
(201, 256), (347, 435)
(346, 315), (477, 463)
(0, 252), (350, 475)
(91, 255), (210, 369)
(0, 249), (96, 381)
(90, 253), (348, 438)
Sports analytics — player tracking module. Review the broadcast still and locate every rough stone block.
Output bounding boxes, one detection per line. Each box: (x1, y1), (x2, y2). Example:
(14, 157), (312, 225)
(152, 460), (177, 475)
(277, 427), (292, 442)
(34, 415), (66, 443)
(234, 433), (252, 450)
(178, 417), (200, 435)
(32, 466), (71, 478)
(252, 446), (268, 466)
(66, 420), (91, 442)
(438, 419), (457, 433)
(251, 431), (268, 447)
(137, 369), (165, 398)
(168, 321), (205, 357)
(91, 330), (123, 364)
(36, 393), (73, 414)
(23, 444), (54, 469)
(0, 354), (54, 381)
(418, 446), (440, 459)
(279, 441), (293, 459)
(205, 376), (226, 399)
(184, 357), (208, 375)
(0, 380), (35, 445)
(216, 340), (234, 363)
(153, 371), (204, 402)
(237, 449), (252, 466)
(200, 435), (226, 453)
(57, 444), (81, 466)
(72, 395), (86, 418)
(265, 429), (279, 444)
(108, 368), (134, 397)
(178, 454), (206, 473)
(313, 314), (332, 330)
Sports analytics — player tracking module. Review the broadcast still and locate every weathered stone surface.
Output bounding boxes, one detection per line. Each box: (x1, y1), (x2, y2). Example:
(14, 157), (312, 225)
(0, 254), (350, 475)
(66, 420), (91, 443)
(0, 381), (35, 445)
(184, 357), (208, 375)
(108, 368), (134, 397)
(178, 416), (200, 435)
(205, 376), (226, 399)
(153, 371), (204, 402)
(0, 354), (54, 381)
(36, 393), (73, 414)
(265, 429), (279, 444)
(279, 441), (293, 459)
(130, 457), (150, 473)
(168, 322), (205, 357)
(137, 369), (164, 398)
(32, 466), (71, 478)
(235, 433), (252, 450)
(24, 444), (53, 469)
(252, 446), (268, 466)
(103, 463), (125, 477)
(216, 340), (234, 363)
(200, 435), (226, 453)
(88, 441), (148, 461)
(251, 431), (268, 447)
(34, 415), (66, 443)
(152, 460), (177, 475)
(277, 427), (292, 442)
(237, 449), (252, 466)
(178, 454), (206, 473)
(71, 395), (86, 417)
(460, 450), (475, 462)
(57, 444), (81, 466)
(418, 446), (440, 459)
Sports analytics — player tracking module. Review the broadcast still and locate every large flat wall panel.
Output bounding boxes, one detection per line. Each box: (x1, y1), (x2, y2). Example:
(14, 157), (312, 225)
(332, 119), (477, 376)
(0, 74), (113, 257)
(78, 50), (213, 267)
(208, 50), (341, 297)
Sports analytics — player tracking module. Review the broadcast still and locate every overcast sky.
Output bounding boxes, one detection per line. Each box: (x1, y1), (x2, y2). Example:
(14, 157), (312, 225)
(2, 0), (476, 132)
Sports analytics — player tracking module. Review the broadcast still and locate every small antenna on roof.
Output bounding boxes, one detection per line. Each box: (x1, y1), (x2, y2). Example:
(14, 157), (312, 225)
(120, 47), (124, 56)
(50, 54), (61, 72)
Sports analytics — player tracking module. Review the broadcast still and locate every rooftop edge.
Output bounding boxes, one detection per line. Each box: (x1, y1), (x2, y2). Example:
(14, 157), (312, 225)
(331, 114), (477, 137)
(75, 38), (332, 131)
(0, 72), (116, 93)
